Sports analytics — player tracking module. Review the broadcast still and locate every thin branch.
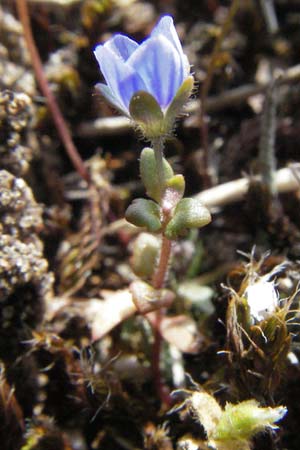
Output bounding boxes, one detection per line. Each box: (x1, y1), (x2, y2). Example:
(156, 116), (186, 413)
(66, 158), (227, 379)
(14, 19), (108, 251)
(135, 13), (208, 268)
(16, 0), (90, 183)
(195, 166), (300, 208)
(258, 77), (278, 196)
(259, 0), (279, 34)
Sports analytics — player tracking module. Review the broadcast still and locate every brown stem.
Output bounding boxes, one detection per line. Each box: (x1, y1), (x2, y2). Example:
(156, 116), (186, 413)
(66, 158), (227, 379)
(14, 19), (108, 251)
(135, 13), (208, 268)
(16, 0), (90, 183)
(16, 0), (104, 294)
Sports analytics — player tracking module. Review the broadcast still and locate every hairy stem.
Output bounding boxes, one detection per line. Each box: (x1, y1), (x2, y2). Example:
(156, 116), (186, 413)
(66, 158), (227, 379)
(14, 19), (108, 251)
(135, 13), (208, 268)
(152, 137), (166, 200)
(152, 236), (172, 290)
(16, 0), (90, 183)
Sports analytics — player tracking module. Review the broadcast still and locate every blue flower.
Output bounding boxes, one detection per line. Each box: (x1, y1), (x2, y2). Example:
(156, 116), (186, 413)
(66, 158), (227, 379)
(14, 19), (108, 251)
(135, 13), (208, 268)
(94, 15), (191, 117)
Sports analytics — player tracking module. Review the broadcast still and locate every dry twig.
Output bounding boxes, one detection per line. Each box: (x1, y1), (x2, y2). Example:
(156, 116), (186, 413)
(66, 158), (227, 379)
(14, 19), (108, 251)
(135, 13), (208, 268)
(16, 0), (90, 183)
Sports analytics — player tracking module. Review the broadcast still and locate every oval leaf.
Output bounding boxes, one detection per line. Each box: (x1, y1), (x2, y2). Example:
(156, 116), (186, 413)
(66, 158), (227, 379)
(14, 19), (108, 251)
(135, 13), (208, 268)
(165, 197), (211, 239)
(140, 147), (174, 202)
(125, 198), (162, 232)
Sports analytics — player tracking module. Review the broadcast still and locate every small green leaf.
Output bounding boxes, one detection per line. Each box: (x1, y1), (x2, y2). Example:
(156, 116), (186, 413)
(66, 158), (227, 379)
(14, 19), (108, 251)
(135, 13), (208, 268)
(165, 198), (211, 239)
(140, 147), (174, 202)
(131, 233), (160, 278)
(125, 198), (161, 232)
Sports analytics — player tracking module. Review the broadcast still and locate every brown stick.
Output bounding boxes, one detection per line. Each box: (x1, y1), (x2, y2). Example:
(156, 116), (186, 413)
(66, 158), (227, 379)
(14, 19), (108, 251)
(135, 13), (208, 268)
(16, 0), (90, 183)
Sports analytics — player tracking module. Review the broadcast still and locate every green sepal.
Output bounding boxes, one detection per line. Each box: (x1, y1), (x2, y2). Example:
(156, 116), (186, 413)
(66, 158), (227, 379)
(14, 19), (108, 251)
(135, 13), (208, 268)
(140, 147), (174, 202)
(165, 76), (194, 128)
(125, 198), (161, 232)
(129, 91), (166, 139)
(165, 197), (211, 240)
(128, 77), (193, 139)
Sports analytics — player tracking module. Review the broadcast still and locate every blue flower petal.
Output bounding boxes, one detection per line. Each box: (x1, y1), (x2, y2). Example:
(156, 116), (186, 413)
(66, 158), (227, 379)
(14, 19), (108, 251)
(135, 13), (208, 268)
(94, 44), (147, 112)
(104, 34), (139, 61)
(128, 35), (183, 108)
(151, 15), (190, 78)
(151, 16), (181, 53)
(95, 83), (127, 114)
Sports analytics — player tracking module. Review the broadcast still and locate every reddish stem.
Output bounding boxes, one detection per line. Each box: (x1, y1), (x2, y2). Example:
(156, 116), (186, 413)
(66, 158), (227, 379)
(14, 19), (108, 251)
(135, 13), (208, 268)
(152, 236), (172, 290)
(151, 235), (172, 407)
(16, 0), (90, 183)
(16, 0), (103, 298)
